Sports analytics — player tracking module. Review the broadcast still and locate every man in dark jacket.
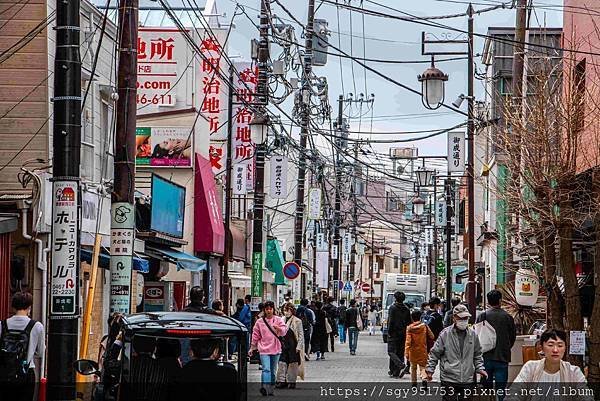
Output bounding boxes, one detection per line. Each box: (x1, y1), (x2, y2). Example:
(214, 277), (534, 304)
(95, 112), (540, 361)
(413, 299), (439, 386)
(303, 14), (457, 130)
(423, 297), (444, 339)
(322, 297), (337, 352)
(336, 299), (348, 344)
(476, 290), (516, 401)
(387, 291), (411, 378)
(443, 297), (461, 328)
(344, 299), (359, 355)
(183, 287), (215, 313)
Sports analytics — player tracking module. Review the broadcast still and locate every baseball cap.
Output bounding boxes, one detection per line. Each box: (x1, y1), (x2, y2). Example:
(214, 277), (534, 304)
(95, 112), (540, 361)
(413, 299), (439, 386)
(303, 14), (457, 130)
(453, 304), (471, 318)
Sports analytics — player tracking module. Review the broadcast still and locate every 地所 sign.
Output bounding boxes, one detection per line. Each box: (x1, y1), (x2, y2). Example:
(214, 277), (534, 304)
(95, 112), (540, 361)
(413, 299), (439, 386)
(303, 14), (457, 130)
(137, 27), (189, 112)
(233, 62), (258, 191)
(50, 181), (79, 316)
(283, 262), (300, 280)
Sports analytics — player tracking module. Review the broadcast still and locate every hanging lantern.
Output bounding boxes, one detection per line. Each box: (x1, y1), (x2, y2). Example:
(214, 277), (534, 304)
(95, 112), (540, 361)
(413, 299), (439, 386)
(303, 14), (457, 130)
(515, 267), (540, 307)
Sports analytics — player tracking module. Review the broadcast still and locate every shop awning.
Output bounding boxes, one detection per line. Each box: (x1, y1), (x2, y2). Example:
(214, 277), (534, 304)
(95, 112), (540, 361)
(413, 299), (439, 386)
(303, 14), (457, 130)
(0, 214), (17, 235)
(146, 245), (207, 272)
(80, 249), (150, 273)
(229, 274), (251, 288)
(194, 154), (225, 255)
(266, 239), (286, 285)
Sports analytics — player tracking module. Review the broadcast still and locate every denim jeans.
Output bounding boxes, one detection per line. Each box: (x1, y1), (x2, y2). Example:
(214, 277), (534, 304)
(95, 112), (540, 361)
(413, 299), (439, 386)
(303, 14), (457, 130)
(482, 359), (508, 401)
(338, 323), (347, 343)
(348, 327), (359, 352)
(259, 354), (280, 386)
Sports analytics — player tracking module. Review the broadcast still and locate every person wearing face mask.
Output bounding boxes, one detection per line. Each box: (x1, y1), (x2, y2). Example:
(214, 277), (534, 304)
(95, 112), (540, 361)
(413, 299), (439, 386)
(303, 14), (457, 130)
(425, 304), (487, 401)
(504, 329), (592, 401)
(276, 304), (305, 389)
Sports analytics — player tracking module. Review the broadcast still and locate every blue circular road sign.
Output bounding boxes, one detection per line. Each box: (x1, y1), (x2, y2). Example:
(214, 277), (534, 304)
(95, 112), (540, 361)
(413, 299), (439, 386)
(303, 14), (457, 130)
(283, 262), (300, 280)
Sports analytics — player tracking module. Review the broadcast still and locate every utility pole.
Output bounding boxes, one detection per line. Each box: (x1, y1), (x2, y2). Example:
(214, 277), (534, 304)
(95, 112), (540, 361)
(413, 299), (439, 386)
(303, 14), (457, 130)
(222, 67), (234, 313)
(349, 141), (359, 301)
(370, 230), (374, 302)
(445, 179), (453, 309)
(251, 0), (270, 301)
(110, 0), (138, 316)
(466, 4), (477, 322)
(48, 0), (81, 397)
(332, 95), (343, 300)
(293, 0), (316, 284)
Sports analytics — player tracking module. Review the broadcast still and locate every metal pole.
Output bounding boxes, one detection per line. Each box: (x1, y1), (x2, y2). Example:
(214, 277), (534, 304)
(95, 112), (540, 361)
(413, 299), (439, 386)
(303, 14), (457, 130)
(222, 66), (234, 313)
(110, 0), (138, 316)
(433, 175), (438, 296)
(332, 95), (343, 300)
(294, 0), (316, 287)
(48, 0), (81, 397)
(349, 141), (358, 297)
(251, 0), (270, 301)
(445, 179), (453, 309)
(466, 4), (477, 321)
(370, 230), (374, 300)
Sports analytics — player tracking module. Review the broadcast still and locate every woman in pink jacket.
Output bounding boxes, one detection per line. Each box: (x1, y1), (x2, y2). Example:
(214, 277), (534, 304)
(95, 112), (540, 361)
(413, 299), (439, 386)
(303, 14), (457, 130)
(249, 300), (288, 396)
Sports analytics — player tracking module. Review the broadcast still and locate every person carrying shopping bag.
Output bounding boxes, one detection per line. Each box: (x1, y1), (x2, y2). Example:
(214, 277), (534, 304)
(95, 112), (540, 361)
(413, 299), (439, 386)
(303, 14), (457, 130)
(249, 301), (288, 396)
(276, 304), (305, 389)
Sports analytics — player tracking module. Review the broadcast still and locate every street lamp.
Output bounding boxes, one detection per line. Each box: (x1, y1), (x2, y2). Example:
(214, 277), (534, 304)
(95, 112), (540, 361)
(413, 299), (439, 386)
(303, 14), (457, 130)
(250, 113), (269, 144)
(412, 195), (426, 216)
(416, 168), (434, 187)
(417, 60), (448, 110)
(411, 216), (422, 234)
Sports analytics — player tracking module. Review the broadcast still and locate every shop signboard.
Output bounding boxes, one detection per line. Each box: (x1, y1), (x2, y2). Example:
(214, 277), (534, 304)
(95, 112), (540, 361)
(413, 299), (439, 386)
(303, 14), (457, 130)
(135, 127), (192, 167)
(50, 181), (79, 316)
(137, 27), (191, 113)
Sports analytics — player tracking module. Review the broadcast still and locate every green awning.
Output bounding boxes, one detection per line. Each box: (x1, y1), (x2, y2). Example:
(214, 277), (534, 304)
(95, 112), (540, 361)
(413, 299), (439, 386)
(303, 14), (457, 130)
(266, 239), (286, 285)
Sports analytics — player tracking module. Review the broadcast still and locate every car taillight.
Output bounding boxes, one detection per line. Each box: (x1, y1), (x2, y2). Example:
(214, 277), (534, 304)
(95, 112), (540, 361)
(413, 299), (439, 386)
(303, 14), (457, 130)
(165, 329), (212, 336)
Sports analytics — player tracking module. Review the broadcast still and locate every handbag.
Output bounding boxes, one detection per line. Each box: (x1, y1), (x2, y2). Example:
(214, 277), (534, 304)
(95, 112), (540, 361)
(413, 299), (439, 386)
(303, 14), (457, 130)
(325, 317), (333, 334)
(356, 310), (364, 330)
(473, 312), (496, 353)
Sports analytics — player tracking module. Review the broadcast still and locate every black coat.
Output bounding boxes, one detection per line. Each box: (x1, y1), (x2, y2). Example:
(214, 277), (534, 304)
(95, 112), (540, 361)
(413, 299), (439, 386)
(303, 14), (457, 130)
(387, 302), (411, 340)
(426, 311), (444, 339)
(310, 309), (329, 353)
(344, 307), (359, 329)
(476, 306), (517, 363)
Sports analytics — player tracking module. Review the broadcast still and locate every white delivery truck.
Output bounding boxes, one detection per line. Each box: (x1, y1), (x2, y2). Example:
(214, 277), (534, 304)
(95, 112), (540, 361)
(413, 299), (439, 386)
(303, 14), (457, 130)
(381, 273), (430, 343)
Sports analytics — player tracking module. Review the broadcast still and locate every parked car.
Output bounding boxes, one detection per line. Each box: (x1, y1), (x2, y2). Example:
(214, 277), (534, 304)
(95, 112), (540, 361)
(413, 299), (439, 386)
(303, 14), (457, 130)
(75, 312), (248, 401)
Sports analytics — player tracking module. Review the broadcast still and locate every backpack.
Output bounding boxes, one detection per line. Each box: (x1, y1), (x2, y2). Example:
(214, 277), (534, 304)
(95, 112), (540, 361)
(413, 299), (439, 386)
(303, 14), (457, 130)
(297, 307), (311, 331)
(0, 319), (36, 384)
(473, 312), (497, 353)
(337, 306), (347, 324)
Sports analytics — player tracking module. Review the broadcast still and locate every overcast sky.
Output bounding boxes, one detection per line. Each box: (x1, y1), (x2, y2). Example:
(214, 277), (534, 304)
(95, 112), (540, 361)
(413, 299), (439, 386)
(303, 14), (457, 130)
(102, 0), (564, 166)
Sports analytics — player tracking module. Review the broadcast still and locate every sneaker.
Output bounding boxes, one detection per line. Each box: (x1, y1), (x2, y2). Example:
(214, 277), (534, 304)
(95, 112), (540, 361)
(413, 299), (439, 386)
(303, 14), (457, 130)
(321, 355), (326, 360)
(260, 388), (268, 396)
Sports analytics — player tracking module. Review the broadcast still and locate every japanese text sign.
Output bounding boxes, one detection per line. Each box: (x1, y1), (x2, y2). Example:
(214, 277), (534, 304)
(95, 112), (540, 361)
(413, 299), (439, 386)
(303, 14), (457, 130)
(269, 156), (288, 199)
(307, 188), (322, 220)
(137, 27), (191, 113)
(50, 181), (79, 316)
(233, 164), (247, 195)
(447, 131), (465, 173)
(233, 62), (258, 190)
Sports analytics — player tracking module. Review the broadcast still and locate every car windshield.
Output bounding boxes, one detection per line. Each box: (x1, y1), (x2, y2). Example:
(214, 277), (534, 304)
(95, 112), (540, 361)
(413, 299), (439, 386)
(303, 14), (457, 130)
(386, 293), (425, 310)
(121, 334), (242, 401)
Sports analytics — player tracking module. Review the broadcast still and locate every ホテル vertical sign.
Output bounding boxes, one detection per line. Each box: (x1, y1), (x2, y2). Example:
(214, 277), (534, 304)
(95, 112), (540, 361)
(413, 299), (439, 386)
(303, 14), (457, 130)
(50, 181), (79, 315)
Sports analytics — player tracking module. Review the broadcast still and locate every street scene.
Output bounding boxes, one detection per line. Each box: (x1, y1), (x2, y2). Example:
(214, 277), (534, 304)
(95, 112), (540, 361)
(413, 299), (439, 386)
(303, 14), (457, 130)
(1, 0), (600, 400)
